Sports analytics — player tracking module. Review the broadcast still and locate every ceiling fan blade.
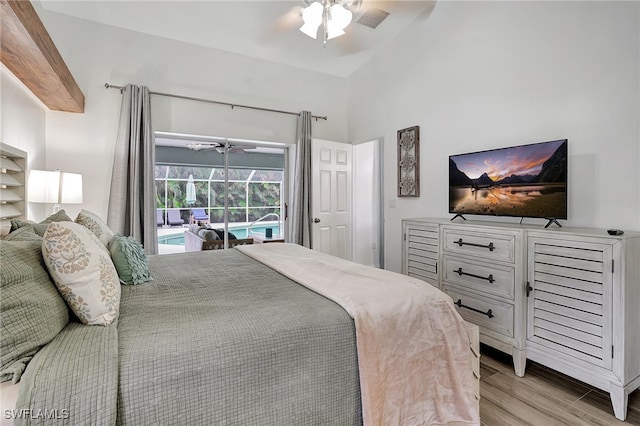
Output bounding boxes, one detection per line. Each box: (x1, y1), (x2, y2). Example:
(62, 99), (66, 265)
(364, 0), (436, 21)
(229, 145), (257, 154)
(185, 142), (222, 152)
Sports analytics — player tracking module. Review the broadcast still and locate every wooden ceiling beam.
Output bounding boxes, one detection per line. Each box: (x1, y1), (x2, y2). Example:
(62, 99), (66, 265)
(1, 0), (84, 113)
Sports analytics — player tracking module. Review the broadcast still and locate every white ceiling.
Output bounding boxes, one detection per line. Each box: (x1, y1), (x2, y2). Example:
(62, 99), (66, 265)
(37, 0), (436, 78)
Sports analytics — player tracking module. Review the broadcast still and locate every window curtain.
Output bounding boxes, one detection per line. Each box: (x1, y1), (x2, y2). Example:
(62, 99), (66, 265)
(107, 84), (157, 254)
(288, 111), (313, 248)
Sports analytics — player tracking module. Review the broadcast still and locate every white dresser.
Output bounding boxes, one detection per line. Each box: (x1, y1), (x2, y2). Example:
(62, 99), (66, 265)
(401, 221), (439, 284)
(401, 218), (640, 421)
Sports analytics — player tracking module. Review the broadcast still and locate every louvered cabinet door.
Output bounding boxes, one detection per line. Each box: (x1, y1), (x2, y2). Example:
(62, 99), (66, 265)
(527, 237), (613, 370)
(402, 221), (439, 286)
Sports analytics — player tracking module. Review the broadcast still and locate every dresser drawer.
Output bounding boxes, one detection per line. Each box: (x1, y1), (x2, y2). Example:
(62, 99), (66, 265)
(443, 256), (515, 299)
(444, 287), (514, 338)
(443, 227), (516, 263)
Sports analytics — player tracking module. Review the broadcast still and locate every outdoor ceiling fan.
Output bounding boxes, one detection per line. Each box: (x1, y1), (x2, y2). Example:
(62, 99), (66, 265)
(185, 142), (255, 154)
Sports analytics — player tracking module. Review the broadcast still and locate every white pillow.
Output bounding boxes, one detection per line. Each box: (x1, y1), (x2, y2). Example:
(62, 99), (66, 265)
(42, 222), (120, 326)
(75, 209), (115, 247)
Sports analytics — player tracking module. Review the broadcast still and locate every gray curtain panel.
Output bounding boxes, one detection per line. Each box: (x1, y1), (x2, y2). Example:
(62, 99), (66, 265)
(289, 111), (312, 248)
(107, 85), (157, 254)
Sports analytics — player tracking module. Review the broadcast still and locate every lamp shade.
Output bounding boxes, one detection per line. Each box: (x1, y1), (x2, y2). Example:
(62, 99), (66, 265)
(28, 170), (60, 203)
(60, 172), (83, 204)
(28, 169), (83, 205)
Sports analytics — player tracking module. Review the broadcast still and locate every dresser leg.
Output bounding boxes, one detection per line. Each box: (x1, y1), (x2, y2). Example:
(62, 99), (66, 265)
(610, 383), (628, 421)
(512, 348), (526, 377)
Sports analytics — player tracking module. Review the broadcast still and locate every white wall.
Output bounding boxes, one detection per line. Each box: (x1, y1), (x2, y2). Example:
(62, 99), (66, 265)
(1, 67), (48, 220)
(35, 6), (349, 220)
(352, 139), (381, 267)
(347, 1), (640, 273)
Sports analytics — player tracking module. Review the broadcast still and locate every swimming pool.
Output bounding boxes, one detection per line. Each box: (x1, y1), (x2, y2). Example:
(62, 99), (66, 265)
(158, 224), (281, 246)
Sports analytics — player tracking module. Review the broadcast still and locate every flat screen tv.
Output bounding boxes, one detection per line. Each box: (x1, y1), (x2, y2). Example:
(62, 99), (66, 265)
(449, 139), (567, 221)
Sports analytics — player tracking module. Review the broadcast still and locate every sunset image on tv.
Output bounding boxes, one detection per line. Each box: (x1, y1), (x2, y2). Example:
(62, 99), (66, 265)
(449, 139), (567, 219)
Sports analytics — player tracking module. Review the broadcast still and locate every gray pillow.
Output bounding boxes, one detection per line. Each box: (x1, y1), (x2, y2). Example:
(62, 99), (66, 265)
(10, 209), (72, 237)
(1, 224), (40, 242)
(212, 228), (238, 240)
(189, 224), (207, 234)
(197, 229), (220, 241)
(0, 238), (69, 383)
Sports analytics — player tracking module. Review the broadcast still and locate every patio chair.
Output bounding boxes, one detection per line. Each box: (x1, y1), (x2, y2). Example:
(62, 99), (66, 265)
(157, 210), (164, 227)
(190, 208), (210, 224)
(167, 210), (185, 227)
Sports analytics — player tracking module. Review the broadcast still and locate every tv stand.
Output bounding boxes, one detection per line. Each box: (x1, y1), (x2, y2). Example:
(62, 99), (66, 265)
(450, 213), (466, 221)
(544, 217), (562, 228)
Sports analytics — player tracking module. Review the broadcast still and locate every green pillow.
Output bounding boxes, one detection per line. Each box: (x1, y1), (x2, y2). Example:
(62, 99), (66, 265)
(1, 224), (41, 242)
(108, 234), (152, 285)
(0, 238), (70, 383)
(10, 209), (72, 237)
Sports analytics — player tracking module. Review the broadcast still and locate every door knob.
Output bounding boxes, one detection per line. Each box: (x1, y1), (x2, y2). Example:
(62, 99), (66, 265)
(313, 218), (321, 223)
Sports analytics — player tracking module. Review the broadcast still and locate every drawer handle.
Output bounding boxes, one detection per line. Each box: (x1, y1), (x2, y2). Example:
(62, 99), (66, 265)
(453, 267), (495, 283)
(454, 238), (495, 252)
(454, 299), (494, 318)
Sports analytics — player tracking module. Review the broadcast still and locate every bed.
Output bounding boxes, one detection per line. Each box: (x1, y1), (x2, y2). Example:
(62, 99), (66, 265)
(1, 225), (479, 425)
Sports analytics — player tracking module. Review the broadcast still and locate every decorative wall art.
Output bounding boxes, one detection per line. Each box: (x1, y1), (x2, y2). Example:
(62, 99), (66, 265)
(397, 125), (420, 197)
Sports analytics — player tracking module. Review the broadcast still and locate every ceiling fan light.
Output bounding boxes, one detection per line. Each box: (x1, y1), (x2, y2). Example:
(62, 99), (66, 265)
(327, 26), (345, 40)
(300, 22), (320, 39)
(329, 3), (353, 30)
(187, 143), (203, 151)
(300, 2), (323, 39)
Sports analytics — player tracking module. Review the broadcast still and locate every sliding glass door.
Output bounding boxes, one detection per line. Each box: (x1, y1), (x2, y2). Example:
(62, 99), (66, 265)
(154, 135), (286, 254)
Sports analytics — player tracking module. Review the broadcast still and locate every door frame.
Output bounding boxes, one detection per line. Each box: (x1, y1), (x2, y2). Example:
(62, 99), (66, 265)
(352, 137), (385, 269)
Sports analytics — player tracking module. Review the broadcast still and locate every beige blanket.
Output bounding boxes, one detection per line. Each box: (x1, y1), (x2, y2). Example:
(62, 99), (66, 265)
(237, 244), (480, 426)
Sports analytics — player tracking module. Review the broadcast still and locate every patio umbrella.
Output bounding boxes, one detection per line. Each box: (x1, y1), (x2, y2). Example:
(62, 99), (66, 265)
(186, 174), (196, 205)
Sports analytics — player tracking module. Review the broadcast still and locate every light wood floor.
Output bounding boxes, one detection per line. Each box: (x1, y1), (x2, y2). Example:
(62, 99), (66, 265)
(480, 345), (640, 425)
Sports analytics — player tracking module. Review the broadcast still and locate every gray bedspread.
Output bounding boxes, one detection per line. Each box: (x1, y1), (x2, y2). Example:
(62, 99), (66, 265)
(117, 249), (361, 425)
(15, 249), (361, 426)
(15, 321), (118, 426)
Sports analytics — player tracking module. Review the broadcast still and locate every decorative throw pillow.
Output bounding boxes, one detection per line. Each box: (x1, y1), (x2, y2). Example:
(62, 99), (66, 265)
(10, 209), (72, 237)
(75, 209), (115, 248)
(0, 238), (69, 383)
(189, 224), (203, 234)
(107, 234), (152, 285)
(212, 228), (238, 240)
(42, 222), (120, 326)
(197, 229), (219, 241)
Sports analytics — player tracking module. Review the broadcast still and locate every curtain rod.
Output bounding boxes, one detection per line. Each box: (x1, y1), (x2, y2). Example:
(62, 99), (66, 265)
(104, 83), (327, 121)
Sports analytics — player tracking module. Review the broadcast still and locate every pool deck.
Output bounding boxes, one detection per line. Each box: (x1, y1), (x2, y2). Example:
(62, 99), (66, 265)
(157, 227), (187, 255)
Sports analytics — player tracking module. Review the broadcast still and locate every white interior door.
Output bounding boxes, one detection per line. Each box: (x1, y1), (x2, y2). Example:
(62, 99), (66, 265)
(311, 139), (352, 260)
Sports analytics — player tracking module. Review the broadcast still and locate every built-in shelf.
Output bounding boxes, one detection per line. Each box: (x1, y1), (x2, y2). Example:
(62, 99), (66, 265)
(0, 143), (27, 222)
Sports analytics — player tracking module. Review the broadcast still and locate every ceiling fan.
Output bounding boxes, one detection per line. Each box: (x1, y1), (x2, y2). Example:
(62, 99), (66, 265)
(265, 0), (432, 53)
(185, 142), (255, 154)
